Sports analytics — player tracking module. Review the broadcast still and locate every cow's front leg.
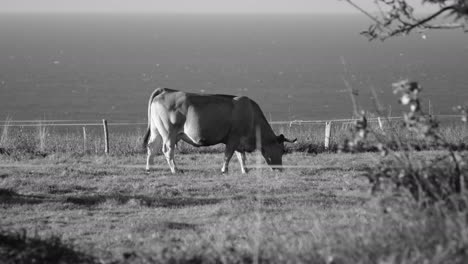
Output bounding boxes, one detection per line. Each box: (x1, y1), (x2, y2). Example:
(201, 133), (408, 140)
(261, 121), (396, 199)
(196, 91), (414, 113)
(221, 146), (235, 174)
(235, 151), (248, 174)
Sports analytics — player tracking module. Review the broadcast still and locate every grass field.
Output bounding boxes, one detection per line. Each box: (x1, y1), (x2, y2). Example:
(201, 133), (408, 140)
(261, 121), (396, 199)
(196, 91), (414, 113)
(1, 116), (468, 263)
(1, 151), (467, 263)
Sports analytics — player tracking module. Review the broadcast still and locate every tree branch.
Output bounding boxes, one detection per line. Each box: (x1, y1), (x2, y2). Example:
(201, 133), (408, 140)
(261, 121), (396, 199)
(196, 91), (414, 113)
(424, 22), (466, 29)
(344, 0), (467, 40)
(396, 5), (457, 34)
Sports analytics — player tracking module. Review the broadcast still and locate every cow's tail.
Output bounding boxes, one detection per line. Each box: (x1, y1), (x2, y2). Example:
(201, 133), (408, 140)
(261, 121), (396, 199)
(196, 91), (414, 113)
(142, 88), (165, 149)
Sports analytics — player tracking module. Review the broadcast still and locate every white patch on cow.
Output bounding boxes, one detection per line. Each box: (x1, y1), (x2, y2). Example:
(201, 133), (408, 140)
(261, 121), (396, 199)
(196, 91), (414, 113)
(184, 131), (200, 145)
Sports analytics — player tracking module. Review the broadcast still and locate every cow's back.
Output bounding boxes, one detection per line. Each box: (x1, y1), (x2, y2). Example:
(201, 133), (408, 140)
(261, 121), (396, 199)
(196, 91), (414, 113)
(152, 89), (238, 146)
(151, 89), (265, 149)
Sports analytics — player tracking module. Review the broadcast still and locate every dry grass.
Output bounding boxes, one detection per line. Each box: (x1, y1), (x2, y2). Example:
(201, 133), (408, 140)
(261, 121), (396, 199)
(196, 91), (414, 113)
(1, 117), (468, 263)
(1, 152), (468, 263)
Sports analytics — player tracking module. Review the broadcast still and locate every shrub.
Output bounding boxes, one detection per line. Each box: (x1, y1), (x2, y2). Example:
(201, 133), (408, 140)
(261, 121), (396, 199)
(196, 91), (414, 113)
(348, 80), (468, 203)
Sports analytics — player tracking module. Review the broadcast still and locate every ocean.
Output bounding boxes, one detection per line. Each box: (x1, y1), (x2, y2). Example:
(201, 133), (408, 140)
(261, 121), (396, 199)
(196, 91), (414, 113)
(1, 13), (467, 122)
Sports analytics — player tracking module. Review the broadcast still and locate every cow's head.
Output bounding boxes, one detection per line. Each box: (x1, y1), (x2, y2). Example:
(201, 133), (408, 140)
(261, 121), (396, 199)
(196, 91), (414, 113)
(262, 134), (297, 171)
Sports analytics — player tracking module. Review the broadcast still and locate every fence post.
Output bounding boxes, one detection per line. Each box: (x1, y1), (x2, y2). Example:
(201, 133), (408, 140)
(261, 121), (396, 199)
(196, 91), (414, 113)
(102, 119), (109, 155)
(377, 117), (384, 130)
(82, 126), (87, 153)
(324, 121), (331, 150)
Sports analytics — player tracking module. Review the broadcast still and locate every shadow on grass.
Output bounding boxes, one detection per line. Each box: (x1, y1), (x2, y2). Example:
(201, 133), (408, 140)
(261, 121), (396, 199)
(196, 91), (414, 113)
(163, 221), (198, 230)
(305, 192), (368, 206)
(262, 192), (367, 207)
(65, 193), (222, 208)
(133, 221), (199, 233)
(0, 229), (96, 264)
(299, 166), (371, 176)
(0, 188), (222, 208)
(47, 185), (98, 195)
(0, 188), (53, 205)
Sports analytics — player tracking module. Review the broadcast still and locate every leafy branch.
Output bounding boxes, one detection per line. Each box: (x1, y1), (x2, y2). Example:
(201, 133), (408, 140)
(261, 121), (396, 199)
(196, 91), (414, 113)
(343, 0), (468, 40)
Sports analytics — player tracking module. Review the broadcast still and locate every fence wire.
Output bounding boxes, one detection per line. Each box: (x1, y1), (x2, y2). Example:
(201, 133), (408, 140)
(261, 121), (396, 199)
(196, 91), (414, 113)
(0, 115), (463, 127)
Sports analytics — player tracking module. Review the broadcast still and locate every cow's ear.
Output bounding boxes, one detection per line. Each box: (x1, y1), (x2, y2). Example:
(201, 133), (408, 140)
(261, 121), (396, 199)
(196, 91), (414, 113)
(277, 134), (286, 143)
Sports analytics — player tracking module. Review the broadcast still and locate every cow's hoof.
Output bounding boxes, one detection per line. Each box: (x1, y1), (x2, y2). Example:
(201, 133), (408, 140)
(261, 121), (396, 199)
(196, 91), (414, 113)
(145, 169), (151, 174)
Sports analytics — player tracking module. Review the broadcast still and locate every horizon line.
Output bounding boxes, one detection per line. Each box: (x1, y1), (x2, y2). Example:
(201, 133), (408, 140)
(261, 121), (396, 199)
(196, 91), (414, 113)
(0, 10), (437, 16)
(0, 10), (367, 15)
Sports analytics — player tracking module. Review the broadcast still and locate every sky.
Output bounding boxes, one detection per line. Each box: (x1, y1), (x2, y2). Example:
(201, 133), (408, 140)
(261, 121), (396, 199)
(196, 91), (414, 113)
(0, 0), (433, 14)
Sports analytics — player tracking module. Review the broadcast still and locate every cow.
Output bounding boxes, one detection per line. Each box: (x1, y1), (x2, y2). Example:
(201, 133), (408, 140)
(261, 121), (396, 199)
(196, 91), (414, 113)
(142, 88), (296, 174)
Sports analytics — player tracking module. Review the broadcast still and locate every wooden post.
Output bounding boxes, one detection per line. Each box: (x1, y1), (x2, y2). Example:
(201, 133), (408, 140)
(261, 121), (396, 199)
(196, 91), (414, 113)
(102, 119), (109, 155)
(82, 126), (87, 153)
(324, 121), (331, 150)
(428, 100), (432, 116)
(377, 117), (384, 130)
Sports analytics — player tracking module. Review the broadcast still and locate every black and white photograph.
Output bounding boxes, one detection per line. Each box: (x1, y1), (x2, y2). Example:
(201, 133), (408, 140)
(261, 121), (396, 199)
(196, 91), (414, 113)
(1, 0), (468, 263)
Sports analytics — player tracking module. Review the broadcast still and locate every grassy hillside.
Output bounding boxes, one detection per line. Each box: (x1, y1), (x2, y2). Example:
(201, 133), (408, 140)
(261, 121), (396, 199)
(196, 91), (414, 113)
(1, 152), (467, 263)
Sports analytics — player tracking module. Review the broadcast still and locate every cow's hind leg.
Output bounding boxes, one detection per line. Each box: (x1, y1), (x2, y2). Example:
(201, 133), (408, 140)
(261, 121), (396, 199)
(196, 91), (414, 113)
(162, 134), (179, 174)
(236, 151), (248, 174)
(221, 145), (235, 174)
(146, 133), (161, 172)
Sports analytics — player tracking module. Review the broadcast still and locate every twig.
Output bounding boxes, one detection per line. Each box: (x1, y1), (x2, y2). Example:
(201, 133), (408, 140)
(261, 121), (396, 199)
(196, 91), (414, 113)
(340, 56), (359, 117)
(346, 0), (465, 40)
(389, 5), (457, 36)
(344, 0), (382, 25)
